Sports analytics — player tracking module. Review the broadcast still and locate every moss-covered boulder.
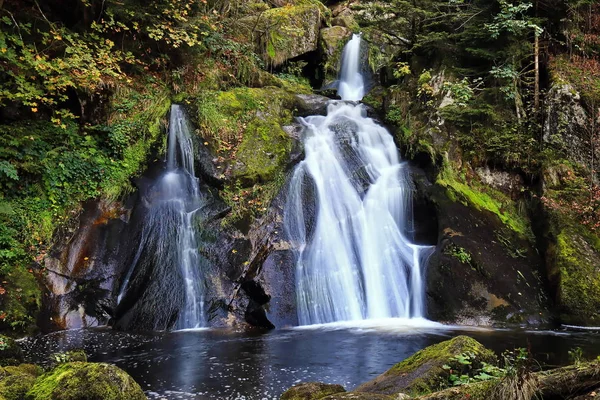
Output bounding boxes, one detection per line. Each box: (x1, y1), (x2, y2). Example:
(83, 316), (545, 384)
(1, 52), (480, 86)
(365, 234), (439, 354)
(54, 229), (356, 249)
(26, 362), (145, 400)
(319, 26), (352, 82)
(355, 336), (496, 396)
(281, 382), (346, 399)
(0, 363), (43, 400)
(236, 3), (325, 66)
(0, 336), (23, 367)
(543, 212), (600, 326)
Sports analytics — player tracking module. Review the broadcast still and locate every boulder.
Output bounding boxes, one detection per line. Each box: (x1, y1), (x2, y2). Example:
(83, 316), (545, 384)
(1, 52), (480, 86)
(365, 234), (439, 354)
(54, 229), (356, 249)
(411, 166), (550, 327)
(355, 336), (496, 396)
(0, 363), (42, 400)
(281, 382), (346, 399)
(236, 4), (325, 66)
(26, 362), (145, 400)
(295, 94), (331, 116)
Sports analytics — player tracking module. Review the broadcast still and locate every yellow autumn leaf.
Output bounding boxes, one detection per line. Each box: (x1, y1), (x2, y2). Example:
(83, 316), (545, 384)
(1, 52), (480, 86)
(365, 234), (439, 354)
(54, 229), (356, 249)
(31, 107), (38, 112)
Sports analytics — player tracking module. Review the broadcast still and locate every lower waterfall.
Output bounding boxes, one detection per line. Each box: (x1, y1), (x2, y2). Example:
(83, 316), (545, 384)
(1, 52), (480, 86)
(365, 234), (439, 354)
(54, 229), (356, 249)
(117, 105), (205, 329)
(284, 34), (434, 325)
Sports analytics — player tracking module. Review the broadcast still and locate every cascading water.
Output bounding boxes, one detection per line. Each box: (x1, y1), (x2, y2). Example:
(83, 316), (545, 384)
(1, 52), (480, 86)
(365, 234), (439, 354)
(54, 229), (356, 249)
(337, 34), (365, 101)
(117, 105), (205, 329)
(284, 34), (434, 325)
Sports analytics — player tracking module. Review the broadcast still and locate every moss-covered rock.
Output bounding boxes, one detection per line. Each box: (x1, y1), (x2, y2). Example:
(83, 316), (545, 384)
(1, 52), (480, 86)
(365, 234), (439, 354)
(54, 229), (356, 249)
(355, 336), (496, 396)
(236, 3), (326, 67)
(0, 336), (23, 367)
(26, 362), (145, 400)
(0, 363), (42, 400)
(281, 382), (346, 399)
(544, 213), (600, 325)
(193, 86), (301, 226)
(319, 26), (352, 82)
(1, 364), (42, 378)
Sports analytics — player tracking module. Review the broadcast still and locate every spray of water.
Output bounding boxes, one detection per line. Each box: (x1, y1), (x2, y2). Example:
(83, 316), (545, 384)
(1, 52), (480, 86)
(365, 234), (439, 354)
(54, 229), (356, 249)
(284, 34), (434, 325)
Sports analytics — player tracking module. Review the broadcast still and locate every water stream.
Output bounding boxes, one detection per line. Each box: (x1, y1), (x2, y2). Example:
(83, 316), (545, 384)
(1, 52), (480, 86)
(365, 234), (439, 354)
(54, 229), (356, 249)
(285, 34), (434, 325)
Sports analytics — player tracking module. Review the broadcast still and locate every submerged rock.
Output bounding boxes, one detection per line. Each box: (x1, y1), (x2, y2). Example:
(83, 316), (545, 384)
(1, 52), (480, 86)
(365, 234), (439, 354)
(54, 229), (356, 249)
(281, 382), (346, 399)
(27, 362), (145, 400)
(355, 336), (496, 396)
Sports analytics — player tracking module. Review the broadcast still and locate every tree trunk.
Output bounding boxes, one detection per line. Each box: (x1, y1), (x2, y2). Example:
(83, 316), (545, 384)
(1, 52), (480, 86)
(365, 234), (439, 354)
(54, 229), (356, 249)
(534, 33), (540, 113)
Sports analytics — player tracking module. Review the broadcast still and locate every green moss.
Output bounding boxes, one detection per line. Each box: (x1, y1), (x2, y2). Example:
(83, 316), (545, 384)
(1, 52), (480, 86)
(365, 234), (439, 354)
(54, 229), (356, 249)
(356, 336), (496, 396)
(236, 119), (292, 182)
(436, 160), (532, 240)
(0, 373), (36, 400)
(26, 362), (145, 400)
(192, 86), (298, 227)
(554, 226), (600, 325)
(102, 80), (171, 199)
(243, 2), (325, 67)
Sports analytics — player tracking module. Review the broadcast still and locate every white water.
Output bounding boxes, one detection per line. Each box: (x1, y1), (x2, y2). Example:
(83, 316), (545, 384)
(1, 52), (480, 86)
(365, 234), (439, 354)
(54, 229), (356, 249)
(118, 105), (205, 329)
(337, 34), (365, 101)
(285, 35), (434, 326)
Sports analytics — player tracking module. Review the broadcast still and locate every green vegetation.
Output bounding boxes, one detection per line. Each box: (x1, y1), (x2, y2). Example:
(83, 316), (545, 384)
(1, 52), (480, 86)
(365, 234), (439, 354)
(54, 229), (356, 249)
(437, 161), (532, 240)
(355, 336), (496, 396)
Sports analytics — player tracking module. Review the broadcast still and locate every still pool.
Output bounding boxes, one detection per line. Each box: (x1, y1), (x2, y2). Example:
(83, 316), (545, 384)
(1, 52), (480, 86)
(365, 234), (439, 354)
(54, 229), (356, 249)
(21, 319), (600, 399)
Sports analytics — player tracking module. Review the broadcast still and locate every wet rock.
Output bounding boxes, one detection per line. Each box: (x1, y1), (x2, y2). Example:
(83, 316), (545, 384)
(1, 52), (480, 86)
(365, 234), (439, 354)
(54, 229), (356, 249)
(411, 168), (550, 327)
(295, 94), (331, 116)
(281, 382), (346, 399)
(27, 362), (145, 400)
(41, 200), (129, 332)
(0, 336), (23, 366)
(355, 336), (496, 396)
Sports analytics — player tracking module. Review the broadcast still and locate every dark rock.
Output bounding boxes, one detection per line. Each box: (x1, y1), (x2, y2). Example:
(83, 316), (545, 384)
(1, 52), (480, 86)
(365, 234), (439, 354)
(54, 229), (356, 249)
(411, 168), (550, 326)
(295, 94), (331, 117)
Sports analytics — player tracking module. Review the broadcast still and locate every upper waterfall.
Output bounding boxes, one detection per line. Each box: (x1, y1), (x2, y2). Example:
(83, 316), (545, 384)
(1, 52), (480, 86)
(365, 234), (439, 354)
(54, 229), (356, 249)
(337, 34), (365, 101)
(284, 36), (434, 326)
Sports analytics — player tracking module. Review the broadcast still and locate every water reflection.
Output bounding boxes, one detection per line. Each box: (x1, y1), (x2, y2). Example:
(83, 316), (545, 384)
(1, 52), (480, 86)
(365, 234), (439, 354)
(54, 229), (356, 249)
(21, 326), (600, 399)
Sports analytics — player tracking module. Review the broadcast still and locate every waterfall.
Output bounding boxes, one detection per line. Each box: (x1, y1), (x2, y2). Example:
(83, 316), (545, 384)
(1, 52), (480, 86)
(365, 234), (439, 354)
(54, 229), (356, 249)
(337, 34), (365, 101)
(117, 105), (205, 329)
(284, 35), (434, 325)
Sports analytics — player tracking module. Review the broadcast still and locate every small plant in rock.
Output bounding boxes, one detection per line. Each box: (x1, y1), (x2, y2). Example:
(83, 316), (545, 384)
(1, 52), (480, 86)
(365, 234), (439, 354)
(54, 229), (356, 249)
(568, 347), (584, 365)
(443, 352), (505, 386)
(445, 244), (472, 265)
